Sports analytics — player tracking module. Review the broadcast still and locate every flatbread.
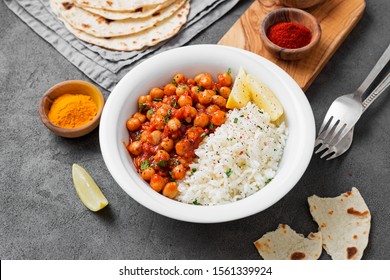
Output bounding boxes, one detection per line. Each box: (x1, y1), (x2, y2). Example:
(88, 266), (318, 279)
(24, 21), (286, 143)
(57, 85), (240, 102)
(253, 224), (322, 260)
(79, 0), (177, 20)
(56, 1), (190, 51)
(52, 0), (186, 38)
(308, 187), (371, 260)
(74, 0), (168, 12)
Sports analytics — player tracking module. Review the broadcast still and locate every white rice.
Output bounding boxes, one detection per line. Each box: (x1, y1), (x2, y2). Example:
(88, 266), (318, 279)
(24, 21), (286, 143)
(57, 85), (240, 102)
(175, 102), (288, 206)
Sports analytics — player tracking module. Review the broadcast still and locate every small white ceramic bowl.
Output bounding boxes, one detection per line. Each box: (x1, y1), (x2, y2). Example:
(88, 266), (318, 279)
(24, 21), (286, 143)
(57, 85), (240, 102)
(99, 45), (315, 223)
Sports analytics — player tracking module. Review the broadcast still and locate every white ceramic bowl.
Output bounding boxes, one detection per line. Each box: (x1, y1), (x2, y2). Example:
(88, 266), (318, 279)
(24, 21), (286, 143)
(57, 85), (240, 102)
(99, 45), (315, 223)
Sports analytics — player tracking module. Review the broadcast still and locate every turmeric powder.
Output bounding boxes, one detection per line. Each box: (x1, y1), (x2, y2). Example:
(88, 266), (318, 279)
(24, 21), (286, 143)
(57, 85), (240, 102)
(48, 93), (97, 128)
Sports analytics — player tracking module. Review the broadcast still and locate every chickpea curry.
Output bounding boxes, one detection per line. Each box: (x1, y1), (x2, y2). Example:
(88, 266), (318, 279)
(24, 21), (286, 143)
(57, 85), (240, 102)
(126, 70), (233, 199)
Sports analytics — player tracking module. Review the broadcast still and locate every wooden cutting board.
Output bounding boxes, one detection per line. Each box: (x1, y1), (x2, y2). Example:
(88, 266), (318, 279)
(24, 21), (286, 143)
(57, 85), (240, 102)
(218, 0), (366, 91)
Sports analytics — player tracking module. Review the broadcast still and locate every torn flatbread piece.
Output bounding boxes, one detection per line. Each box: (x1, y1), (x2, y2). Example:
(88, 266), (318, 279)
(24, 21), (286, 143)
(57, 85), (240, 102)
(79, 0), (177, 20)
(254, 224), (322, 260)
(52, 0), (186, 38)
(308, 187), (371, 260)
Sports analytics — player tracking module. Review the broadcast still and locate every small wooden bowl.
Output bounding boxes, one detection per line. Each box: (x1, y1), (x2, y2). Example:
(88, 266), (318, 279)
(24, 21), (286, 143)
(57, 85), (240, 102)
(39, 80), (105, 138)
(276, 0), (326, 9)
(260, 8), (321, 61)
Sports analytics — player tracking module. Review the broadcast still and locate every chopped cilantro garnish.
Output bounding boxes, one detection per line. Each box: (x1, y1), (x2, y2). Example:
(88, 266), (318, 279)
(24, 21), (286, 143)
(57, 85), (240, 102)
(147, 108), (154, 115)
(171, 79), (178, 86)
(258, 109), (263, 114)
(200, 132), (207, 137)
(227, 68), (232, 75)
(197, 85), (204, 92)
(208, 123), (214, 130)
(141, 160), (149, 170)
(240, 115), (244, 117)
(265, 178), (273, 184)
(225, 168), (233, 177)
(171, 97), (178, 108)
(153, 98), (162, 102)
(233, 118), (238, 124)
(138, 103), (147, 112)
(190, 168), (197, 176)
(164, 116), (170, 123)
(193, 199), (200, 205)
(135, 131), (141, 140)
(157, 161), (167, 167)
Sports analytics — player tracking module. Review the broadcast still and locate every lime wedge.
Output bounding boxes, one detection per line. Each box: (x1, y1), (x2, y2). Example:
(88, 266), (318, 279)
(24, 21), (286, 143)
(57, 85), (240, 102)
(226, 66), (251, 109)
(246, 73), (284, 121)
(72, 164), (108, 212)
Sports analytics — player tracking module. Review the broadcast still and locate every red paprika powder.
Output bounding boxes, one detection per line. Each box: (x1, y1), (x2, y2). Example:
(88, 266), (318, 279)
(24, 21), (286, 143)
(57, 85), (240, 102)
(267, 22), (312, 49)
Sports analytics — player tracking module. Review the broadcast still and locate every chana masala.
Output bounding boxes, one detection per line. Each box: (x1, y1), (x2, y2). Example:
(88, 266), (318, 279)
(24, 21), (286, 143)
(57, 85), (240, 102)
(126, 70), (233, 199)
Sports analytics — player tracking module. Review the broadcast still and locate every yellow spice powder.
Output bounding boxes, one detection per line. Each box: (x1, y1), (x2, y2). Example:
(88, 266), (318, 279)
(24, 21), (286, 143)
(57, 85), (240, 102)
(48, 93), (97, 128)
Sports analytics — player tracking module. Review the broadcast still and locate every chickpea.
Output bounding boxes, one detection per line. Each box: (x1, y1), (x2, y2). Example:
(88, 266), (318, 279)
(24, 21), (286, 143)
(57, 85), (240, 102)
(206, 104), (220, 115)
(164, 83), (177, 96)
(156, 107), (168, 117)
(173, 73), (186, 84)
(162, 182), (178, 198)
(198, 90), (213, 105)
(167, 118), (181, 131)
(126, 117), (141, 131)
(176, 86), (186, 96)
(141, 167), (155, 181)
(187, 78), (196, 86)
(154, 150), (170, 162)
(127, 141), (143, 156)
(191, 86), (199, 94)
(218, 72), (233, 87)
(171, 164), (186, 180)
(151, 114), (165, 130)
(195, 103), (206, 110)
(138, 95), (151, 105)
(194, 113), (209, 128)
(148, 130), (162, 145)
(183, 106), (197, 123)
(140, 131), (150, 143)
(133, 112), (146, 123)
(187, 127), (203, 141)
(149, 88), (164, 99)
(146, 108), (154, 120)
(212, 95), (227, 108)
(198, 73), (214, 89)
(161, 138), (174, 152)
(219, 86), (231, 99)
(194, 73), (204, 84)
(178, 95), (193, 107)
(150, 174), (165, 192)
(175, 139), (192, 156)
(211, 110), (226, 126)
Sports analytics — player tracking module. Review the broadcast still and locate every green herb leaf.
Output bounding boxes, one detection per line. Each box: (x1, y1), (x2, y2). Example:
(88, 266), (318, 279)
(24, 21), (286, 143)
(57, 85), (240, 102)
(147, 108), (154, 115)
(193, 199), (200, 205)
(227, 68), (232, 75)
(141, 160), (149, 170)
(172, 79), (178, 86)
(265, 178), (273, 184)
(153, 98), (162, 102)
(197, 85), (204, 92)
(225, 169), (233, 177)
(138, 103), (147, 112)
(171, 97), (178, 108)
(258, 109), (263, 114)
(164, 116), (170, 123)
(157, 161), (167, 167)
(135, 131), (141, 140)
(208, 123), (214, 131)
(191, 168), (197, 175)
(233, 118), (238, 124)
(200, 132), (207, 137)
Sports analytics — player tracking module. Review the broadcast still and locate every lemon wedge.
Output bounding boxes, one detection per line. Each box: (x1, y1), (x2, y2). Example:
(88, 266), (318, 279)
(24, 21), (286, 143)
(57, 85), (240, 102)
(226, 66), (251, 109)
(246, 73), (284, 121)
(72, 163), (108, 212)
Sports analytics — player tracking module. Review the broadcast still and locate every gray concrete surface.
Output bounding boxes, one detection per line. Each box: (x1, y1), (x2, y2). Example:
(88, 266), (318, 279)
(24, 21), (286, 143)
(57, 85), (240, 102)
(0, 0), (389, 260)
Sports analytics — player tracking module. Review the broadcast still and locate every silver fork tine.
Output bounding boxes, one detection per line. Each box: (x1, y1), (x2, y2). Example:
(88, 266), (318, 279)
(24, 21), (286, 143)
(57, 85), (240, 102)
(320, 146), (335, 159)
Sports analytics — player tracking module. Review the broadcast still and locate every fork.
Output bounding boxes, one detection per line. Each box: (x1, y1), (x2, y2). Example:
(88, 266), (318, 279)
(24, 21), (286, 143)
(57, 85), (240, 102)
(315, 44), (390, 152)
(316, 72), (390, 160)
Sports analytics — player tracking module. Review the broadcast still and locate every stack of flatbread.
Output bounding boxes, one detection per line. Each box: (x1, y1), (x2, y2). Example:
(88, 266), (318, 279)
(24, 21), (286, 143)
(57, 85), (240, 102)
(50, 0), (190, 51)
